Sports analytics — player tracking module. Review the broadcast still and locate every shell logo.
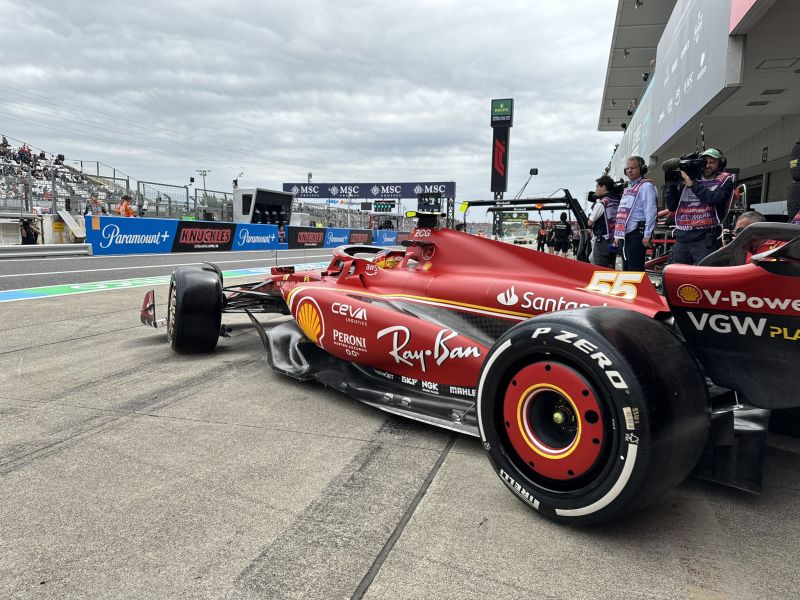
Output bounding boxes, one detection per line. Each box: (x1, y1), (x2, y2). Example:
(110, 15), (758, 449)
(677, 284), (702, 304)
(297, 298), (324, 343)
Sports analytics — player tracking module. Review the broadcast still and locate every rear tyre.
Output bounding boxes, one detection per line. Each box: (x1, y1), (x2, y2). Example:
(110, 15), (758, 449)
(167, 265), (223, 353)
(477, 308), (709, 525)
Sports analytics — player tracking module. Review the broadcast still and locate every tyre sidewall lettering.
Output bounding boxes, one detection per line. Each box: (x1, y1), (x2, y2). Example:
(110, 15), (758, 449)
(479, 321), (647, 516)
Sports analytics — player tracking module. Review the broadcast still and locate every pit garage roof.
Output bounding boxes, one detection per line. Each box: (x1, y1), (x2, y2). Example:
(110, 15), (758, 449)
(600, 0), (800, 183)
(598, 0), (677, 132)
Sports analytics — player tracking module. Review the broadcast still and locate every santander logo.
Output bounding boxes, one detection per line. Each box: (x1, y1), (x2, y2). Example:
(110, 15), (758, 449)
(497, 286), (519, 306)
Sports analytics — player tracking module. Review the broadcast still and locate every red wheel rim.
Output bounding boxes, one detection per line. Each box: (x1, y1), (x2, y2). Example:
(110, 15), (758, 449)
(502, 362), (605, 481)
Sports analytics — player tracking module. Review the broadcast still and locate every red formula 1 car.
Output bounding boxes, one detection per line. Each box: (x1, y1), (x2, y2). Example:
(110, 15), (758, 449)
(141, 214), (800, 524)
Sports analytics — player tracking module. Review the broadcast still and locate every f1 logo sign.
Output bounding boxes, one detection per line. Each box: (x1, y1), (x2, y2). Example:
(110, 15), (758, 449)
(491, 126), (510, 193)
(494, 139), (506, 177)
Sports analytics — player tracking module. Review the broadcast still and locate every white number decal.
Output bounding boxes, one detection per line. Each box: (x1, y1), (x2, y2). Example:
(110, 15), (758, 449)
(583, 272), (645, 301)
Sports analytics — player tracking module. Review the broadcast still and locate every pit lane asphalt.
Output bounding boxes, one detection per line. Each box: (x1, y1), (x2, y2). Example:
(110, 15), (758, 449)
(0, 248), (334, 290)
(1, 255), (800, 599)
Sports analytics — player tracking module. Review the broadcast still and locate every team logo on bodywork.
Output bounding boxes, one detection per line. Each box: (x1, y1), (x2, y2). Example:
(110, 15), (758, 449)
(297, 297), (325, 344)
(677, 284), (702, 304)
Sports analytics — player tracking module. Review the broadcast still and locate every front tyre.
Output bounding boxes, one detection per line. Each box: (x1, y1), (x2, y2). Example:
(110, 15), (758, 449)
(477, 308), (708, 525)
(167, 265), (223, 353)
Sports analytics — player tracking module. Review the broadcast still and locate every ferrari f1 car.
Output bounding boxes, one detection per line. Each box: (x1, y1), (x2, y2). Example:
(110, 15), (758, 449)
(141, 213), (800, 524)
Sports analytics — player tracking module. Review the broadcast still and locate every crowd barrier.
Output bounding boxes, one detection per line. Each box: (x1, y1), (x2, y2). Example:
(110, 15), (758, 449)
(84, 216), (407, 255)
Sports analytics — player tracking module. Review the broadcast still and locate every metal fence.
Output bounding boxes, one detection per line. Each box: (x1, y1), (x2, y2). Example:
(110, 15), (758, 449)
(195, 188), (233, 222)
(294, 200), (416, 230)
(136, 180), (193, 218)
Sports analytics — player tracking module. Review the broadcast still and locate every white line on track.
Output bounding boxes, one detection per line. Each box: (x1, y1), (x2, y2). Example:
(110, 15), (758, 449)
(0, 249), (330, 263)
(0, 254), (333, 278)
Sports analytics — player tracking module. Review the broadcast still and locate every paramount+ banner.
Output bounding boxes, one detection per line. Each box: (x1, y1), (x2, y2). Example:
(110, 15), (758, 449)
(85, 215), (177, 255)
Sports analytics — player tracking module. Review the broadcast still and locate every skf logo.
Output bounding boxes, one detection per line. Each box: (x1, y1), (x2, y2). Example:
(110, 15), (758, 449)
(297, 298), (324, 344)
(494, 139), (506, 176)
(677, 284), (702, 304)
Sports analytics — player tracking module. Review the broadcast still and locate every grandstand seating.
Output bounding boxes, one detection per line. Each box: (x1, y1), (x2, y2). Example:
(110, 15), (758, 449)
(1, 136), (471, 233)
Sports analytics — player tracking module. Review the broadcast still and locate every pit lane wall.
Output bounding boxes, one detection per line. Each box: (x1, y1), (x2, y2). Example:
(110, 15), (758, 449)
(84, 216), (405, 255)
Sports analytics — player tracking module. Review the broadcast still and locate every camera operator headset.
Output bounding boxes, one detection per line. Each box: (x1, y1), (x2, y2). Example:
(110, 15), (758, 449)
(613, 156), (658, 271)
(664, 148), (734, 265)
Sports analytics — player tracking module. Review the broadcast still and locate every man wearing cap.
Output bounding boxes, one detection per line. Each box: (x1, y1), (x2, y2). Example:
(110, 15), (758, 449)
(116, 194), (136, 217)
(665, 148), (734, 264)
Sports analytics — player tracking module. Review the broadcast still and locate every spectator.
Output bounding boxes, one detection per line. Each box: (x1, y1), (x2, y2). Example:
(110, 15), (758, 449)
(19, 218), (40, 245)
(587, 175), (620, 268)
(116, 194), (136, 217)
(665, 148), (734, 264)
(85, 193), (108, 216)
(614, 156), (658, 271)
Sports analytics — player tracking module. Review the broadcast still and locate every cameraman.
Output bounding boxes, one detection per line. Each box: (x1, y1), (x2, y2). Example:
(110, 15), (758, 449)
(665, 148), (734, 264)
(19, 218), (40, 245)
(587, 175), (620, 268)
(613, 156), (658, 271)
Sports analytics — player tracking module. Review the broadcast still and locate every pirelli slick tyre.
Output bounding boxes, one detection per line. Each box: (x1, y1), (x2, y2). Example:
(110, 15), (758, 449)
(167, 266), (223, 353)
(477, 308), (709, 525)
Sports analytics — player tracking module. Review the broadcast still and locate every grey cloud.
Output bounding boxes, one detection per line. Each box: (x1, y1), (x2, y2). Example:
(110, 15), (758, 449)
(0, 0), (620, 208)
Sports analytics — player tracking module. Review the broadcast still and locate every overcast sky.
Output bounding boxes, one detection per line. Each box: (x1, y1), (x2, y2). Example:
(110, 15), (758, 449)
(0, 0), (621, 217)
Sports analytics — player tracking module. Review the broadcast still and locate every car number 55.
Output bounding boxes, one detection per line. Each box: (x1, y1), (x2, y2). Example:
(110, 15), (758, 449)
(583, 272), (645, 300)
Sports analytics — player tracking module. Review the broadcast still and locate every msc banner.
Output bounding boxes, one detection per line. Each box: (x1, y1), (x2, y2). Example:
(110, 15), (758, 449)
(85, 216), (177, 255)
(282, 181), (456, 200)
